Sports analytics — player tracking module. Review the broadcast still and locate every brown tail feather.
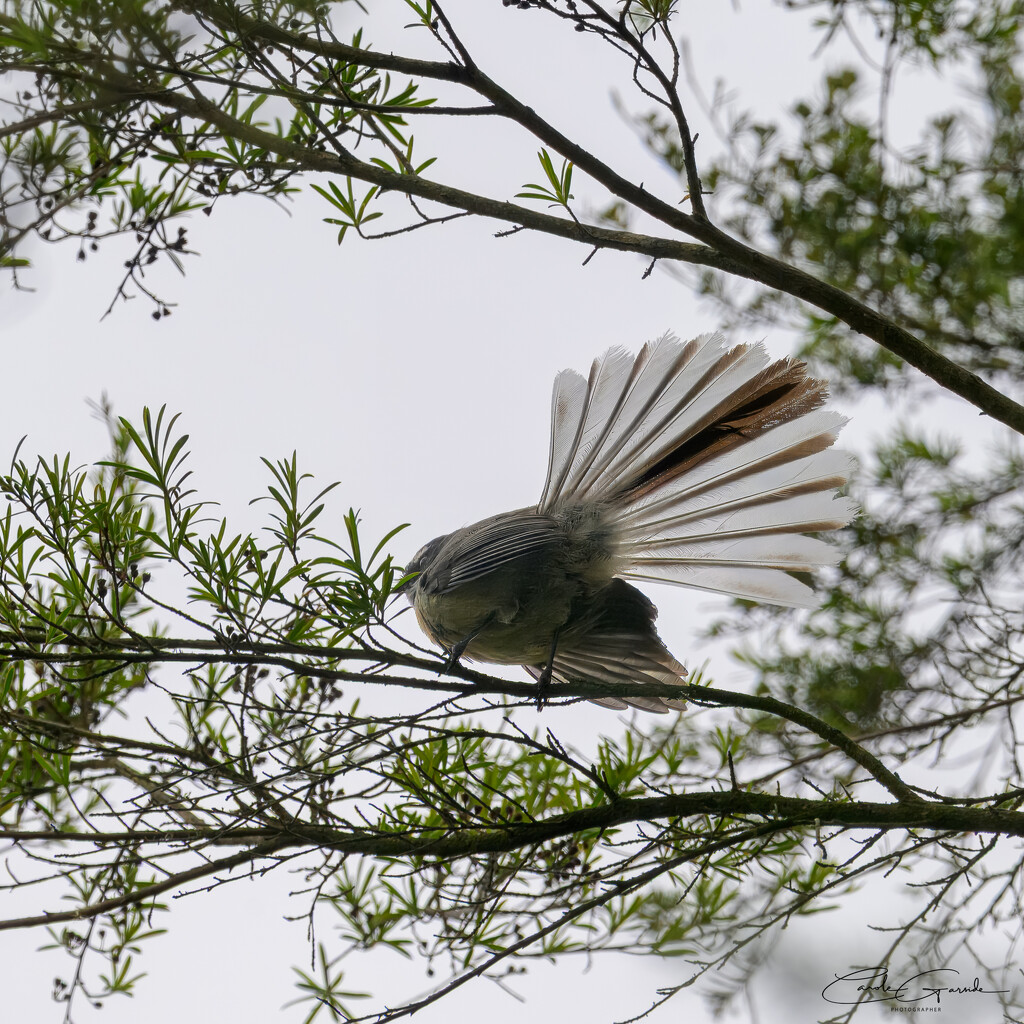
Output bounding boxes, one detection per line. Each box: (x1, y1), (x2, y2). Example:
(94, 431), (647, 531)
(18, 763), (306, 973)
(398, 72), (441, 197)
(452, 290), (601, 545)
(624, 357), (830, 503)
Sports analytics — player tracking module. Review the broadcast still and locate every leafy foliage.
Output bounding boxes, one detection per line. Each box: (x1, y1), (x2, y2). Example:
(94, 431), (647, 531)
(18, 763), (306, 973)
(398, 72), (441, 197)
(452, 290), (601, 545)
(0, 404), (1021, 1020)
(638, 2), (1024, 389)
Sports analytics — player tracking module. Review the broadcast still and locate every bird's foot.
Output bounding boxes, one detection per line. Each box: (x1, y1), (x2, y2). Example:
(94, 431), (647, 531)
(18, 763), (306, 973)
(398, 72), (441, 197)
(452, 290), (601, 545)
(442, 637), (471, 675)
(535, 661), (553, 710)
(535, 629), (562, 710)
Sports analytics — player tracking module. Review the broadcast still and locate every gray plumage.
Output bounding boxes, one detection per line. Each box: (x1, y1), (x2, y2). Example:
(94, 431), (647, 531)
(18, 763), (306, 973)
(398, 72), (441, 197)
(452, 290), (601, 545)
(402, 332), (856, 712)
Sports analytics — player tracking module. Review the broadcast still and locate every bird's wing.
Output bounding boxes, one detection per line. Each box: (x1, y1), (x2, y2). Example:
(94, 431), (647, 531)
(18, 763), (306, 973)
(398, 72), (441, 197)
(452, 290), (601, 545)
(429, 511), (561, 592)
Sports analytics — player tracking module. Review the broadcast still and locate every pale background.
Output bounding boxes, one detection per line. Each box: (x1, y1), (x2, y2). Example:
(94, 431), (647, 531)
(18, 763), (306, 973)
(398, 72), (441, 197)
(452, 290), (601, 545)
(1, 2), (1001, 1021)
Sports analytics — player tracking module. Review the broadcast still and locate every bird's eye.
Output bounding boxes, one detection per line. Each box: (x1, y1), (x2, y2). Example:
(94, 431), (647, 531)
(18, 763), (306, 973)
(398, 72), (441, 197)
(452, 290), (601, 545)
(396, 537), (444, 593)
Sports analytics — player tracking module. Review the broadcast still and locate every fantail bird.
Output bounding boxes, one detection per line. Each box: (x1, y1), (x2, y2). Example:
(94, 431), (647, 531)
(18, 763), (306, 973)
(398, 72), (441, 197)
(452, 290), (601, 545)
(400, 332), (855, 711)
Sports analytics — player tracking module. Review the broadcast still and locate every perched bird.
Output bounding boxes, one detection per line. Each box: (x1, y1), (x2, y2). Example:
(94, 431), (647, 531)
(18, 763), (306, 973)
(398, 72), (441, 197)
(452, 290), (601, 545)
(401, 333), (856, 712)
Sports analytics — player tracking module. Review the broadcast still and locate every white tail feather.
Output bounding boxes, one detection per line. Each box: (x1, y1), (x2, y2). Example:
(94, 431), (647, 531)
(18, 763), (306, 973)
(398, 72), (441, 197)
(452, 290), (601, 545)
(616, 450), (856, 541)
(541, 368), (590, 510)
(625, 493), (858, 548)
(631, 534), (842, 570)
(541, 333), (746, 509)
(623, 564), (820, 607)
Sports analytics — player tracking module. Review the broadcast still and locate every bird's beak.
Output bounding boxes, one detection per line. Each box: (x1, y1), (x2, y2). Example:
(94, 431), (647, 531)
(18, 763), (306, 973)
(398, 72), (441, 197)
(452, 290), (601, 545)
(394, 568), (419, 594)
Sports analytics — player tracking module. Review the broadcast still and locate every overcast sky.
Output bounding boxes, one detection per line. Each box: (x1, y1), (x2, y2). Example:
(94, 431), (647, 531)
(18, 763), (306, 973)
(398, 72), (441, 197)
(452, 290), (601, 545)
(2, 2), (998, 1022)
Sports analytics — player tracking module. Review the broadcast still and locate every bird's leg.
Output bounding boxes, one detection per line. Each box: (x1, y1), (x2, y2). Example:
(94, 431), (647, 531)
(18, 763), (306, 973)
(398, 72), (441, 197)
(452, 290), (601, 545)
(442, 637), (472, 675)
(535, 628), (562, 710)
(441, 616), (495, 675)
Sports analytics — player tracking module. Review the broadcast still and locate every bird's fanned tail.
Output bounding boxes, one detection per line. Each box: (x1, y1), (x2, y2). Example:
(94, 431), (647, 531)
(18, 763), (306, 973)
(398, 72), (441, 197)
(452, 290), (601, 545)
(540, 332), (856, 609)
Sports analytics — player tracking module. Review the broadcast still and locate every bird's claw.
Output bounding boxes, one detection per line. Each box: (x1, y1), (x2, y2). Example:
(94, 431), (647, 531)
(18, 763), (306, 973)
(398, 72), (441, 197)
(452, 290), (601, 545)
(535, 661), (553, 710)
(442, 638), (470, 675)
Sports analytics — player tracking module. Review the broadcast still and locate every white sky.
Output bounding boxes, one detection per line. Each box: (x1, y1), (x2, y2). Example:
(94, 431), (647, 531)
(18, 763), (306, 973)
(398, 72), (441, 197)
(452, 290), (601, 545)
(1, 2), (1009, 1022)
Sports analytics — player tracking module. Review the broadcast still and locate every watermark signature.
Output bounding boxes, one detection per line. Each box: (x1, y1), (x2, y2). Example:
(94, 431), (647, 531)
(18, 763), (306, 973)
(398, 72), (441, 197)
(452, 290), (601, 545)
(822, 967), (1010, 1009)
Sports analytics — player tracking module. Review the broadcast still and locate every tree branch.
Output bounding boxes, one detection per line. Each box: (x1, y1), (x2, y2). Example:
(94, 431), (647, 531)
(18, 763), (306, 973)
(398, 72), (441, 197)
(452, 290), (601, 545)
(0, 624), (943, 802)
(165, 4), (1024, 434)
(0, 839), (288, 933)
(4, 788), (1024, 926)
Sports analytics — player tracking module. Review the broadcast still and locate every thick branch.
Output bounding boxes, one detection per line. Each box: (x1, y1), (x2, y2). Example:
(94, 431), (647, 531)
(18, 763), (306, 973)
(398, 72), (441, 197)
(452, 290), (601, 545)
(118, 87), (1022, 433)
(169, 4), (1024, 433)
(3, 789), (1023, 890)
(7, 11), (1023, 426)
